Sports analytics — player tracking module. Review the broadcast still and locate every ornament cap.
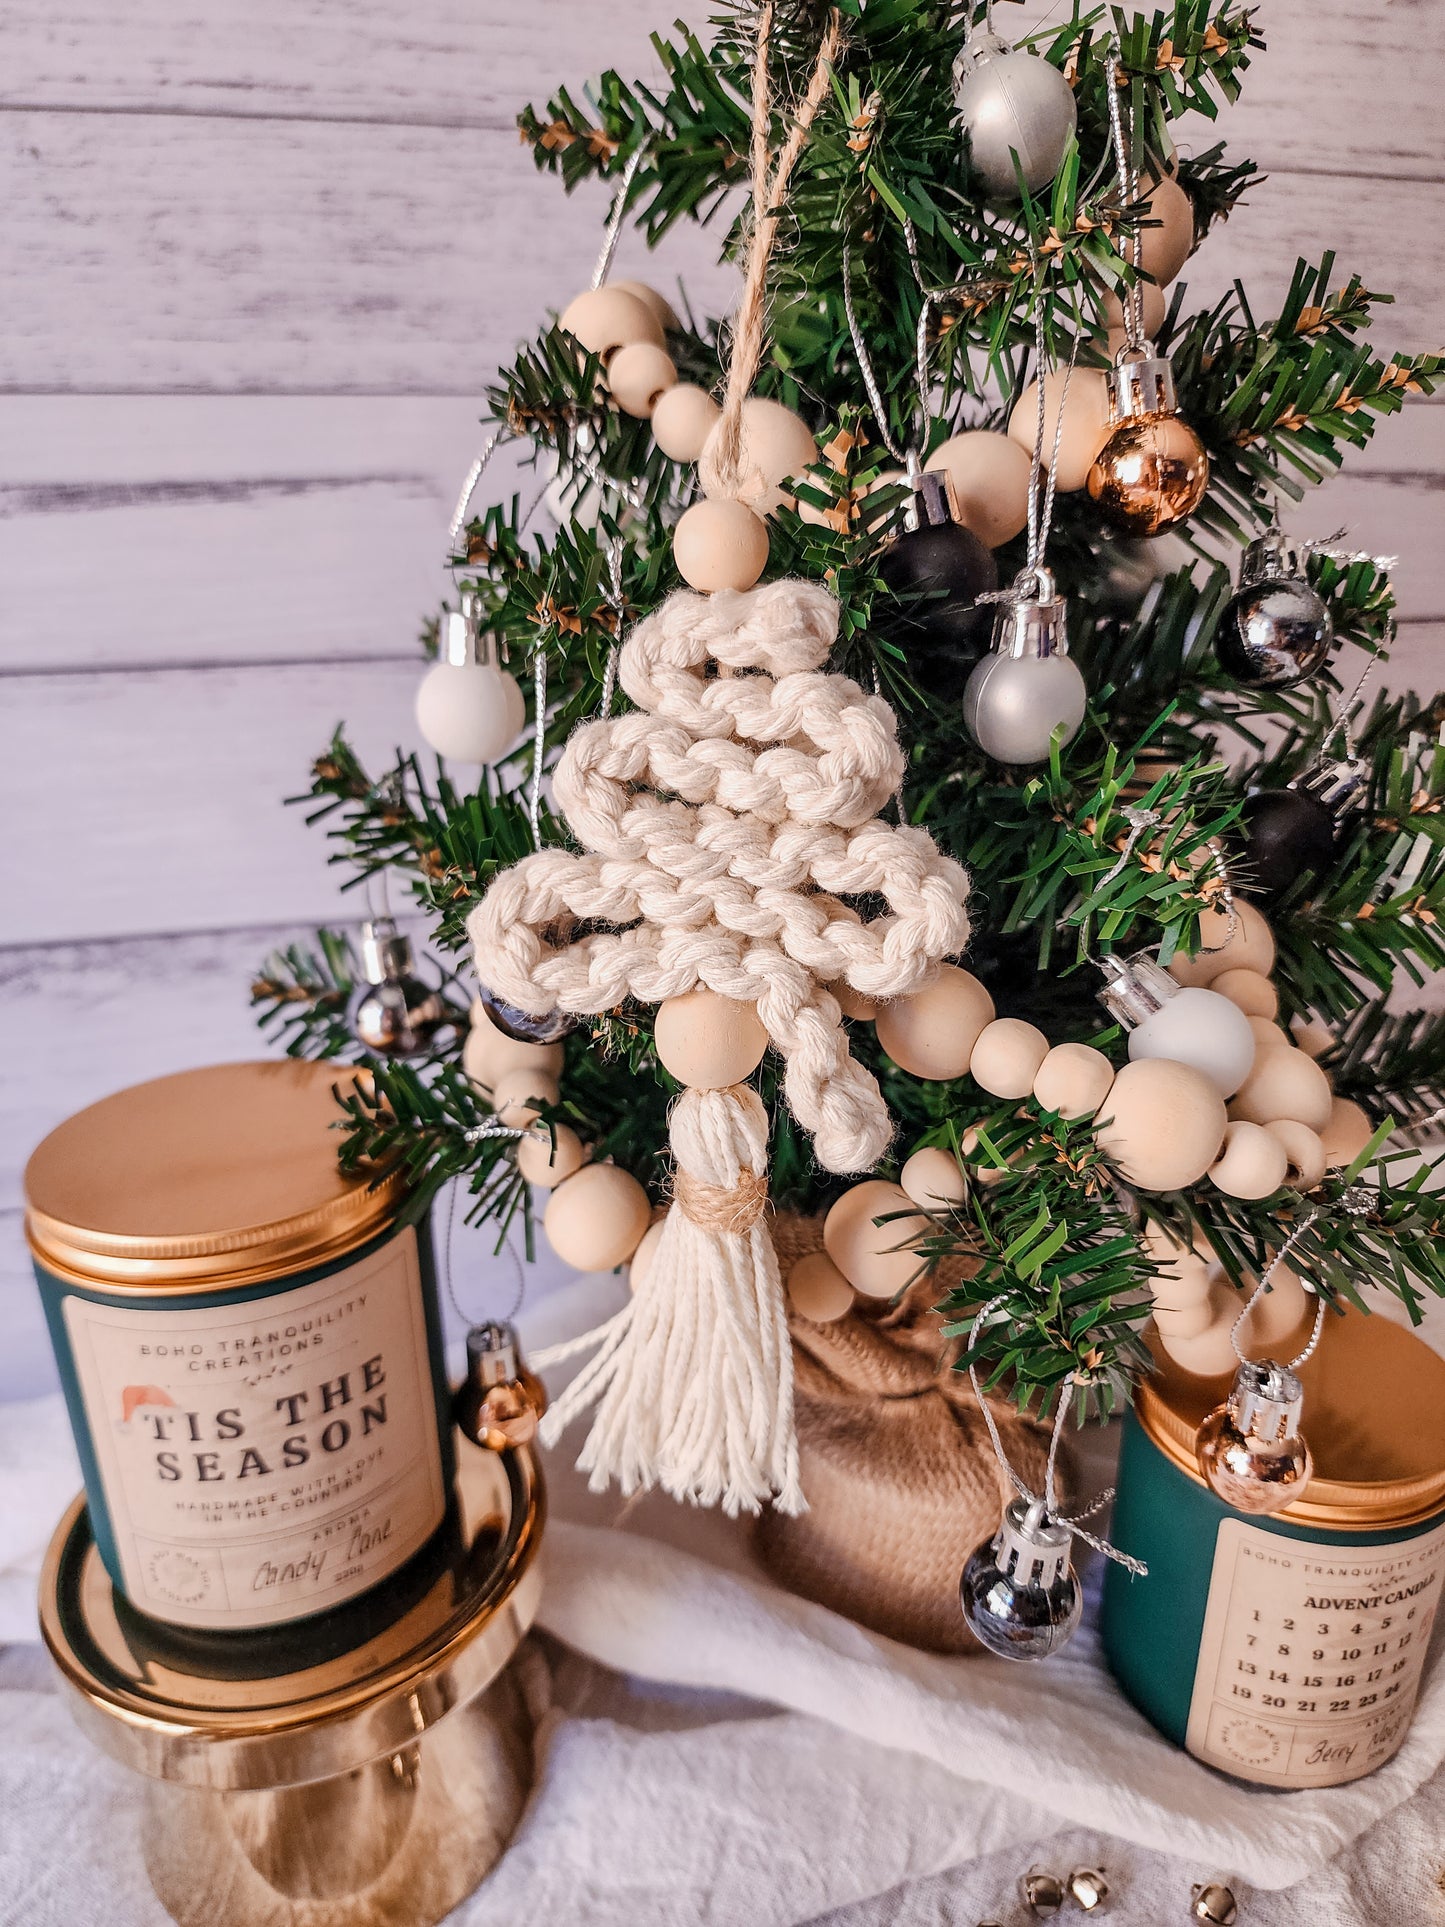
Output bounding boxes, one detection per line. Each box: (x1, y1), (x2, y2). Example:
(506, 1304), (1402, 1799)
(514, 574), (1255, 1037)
(1097, 950), (1176, 1029)
(957, 26), (1011, 72)
(466, 1320), (521, 1389)
(902, 465), (961, 533)
(1296, 753), (1369, 815)
(439, 600), (478, 669)
(995, 1494), (1073, 1591)
(990, 565), (1071, 660)
(1107, 343), (1177, 422)
(1240, 526), (1309, 588)
(1229, 1356), (1305, 1443)
(359, 916), (415, 985)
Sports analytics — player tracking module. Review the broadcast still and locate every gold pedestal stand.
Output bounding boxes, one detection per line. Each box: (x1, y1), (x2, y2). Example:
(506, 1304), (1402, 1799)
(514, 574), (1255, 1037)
(40, 1438), (543, 1927)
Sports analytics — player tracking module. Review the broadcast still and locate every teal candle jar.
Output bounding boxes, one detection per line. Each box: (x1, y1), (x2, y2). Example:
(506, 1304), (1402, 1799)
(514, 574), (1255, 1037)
(1104, 1306), (1445, 1789)
(26, 1062), (454, 1635)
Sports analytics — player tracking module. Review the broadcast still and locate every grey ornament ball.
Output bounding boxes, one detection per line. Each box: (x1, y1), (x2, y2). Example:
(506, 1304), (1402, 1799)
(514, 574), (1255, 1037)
(960, 1497), (1083, 1661)
(963, 650), (1087, 764)
(476, 983), (578, 1046)
(351, 917), (449, 1057)
(955, 33), (1078, 197)
(1216, 531), (1333, 687)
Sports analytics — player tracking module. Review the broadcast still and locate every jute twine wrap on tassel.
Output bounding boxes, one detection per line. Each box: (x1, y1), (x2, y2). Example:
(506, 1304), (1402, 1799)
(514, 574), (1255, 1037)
(755, 1215), (1068, 1653)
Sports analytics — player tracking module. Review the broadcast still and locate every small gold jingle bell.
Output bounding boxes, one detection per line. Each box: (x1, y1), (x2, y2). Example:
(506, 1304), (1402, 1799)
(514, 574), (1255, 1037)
(1190, 1881), (1239, 1925)
(1067, 1865), (1110, 1912)
(454, 1320), (547, 1453)
(1021, 1867), (1067, 1917)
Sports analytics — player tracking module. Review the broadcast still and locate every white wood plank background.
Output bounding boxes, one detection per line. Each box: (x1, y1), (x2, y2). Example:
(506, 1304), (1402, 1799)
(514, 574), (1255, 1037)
(1, 0), (1441, 1399)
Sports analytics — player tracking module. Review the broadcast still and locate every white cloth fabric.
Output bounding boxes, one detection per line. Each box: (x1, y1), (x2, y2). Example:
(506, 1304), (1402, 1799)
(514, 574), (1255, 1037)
(3, 1272), (1444, 1924)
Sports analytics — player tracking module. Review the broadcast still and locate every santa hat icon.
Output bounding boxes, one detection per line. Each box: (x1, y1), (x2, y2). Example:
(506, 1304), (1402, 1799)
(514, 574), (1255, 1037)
(120, 1385), (176, 1426)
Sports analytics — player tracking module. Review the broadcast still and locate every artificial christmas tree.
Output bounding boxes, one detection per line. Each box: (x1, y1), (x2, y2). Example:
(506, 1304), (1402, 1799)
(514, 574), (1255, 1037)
(254, 0), (1445, 1655)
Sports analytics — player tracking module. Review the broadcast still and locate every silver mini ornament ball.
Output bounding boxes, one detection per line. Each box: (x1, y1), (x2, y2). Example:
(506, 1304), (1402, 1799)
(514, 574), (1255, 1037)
(1216, 530), (1333, 687)
(1190, 1882), (1239, 1926)
(351, 918), (449, 1058)
(960, 1496), (1083, 1661)
(963, 566), (1087, 765)
(1020, 1868), (1067, 1917)
(475, 983), (578, 1046)
(955, 30), (1078, 197)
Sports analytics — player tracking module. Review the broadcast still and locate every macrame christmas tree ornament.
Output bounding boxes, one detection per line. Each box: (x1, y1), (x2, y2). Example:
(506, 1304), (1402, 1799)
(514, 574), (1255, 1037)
(469, 577), (971, 1513)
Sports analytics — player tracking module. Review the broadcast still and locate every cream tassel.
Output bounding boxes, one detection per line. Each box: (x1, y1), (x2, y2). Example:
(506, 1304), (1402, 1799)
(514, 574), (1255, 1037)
(535, 1084), (802, 1517)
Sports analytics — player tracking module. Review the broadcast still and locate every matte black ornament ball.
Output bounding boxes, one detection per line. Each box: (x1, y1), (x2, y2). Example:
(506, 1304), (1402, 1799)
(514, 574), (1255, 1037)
(874, 481), (999, 693)
(475, 983), (578, 1046)
(1238, 788), (1338, 900)
(1216, 532), (1333, 687)
(960, 1496), (1082, 1661)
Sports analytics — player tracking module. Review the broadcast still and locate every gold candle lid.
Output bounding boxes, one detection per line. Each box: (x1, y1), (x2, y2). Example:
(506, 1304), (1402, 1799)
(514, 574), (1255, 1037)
(1137, 1303), (1445, 1530)
(25, 1061), (406, 1291)
(39, 1440), (542, 1789)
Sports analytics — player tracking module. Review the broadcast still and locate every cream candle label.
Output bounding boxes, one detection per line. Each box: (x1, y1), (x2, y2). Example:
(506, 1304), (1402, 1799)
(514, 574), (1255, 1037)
(62, 1230), (446, 1629)
(1186, 1515), (1445, 1788)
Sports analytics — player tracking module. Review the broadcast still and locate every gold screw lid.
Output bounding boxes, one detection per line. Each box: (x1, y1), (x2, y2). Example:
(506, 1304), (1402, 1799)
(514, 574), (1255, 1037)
(25, 1061), (405, 1291)
(1137, 1302), (1445, 1530)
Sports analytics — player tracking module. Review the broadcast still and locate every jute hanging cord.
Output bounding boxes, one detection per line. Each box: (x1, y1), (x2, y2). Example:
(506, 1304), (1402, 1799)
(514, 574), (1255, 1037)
(469, 4), (970, 1518)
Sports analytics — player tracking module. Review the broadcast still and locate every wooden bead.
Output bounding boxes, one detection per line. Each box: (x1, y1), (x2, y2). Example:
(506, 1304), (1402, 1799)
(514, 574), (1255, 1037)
(654, 989), (768, 1089)
(1212, 969), (1278, 1019)
(673, 497), (769, 592)
(924, 430), (1032, 547)
(1230, 1048), (1332, 1132)
(606, 341), (678, 418)
(558, 286), (664, 363)
(1208, 1120), (1289, 1200)
(1290, 1015), (1335, 1061)
(1249, 1015), (1290, 1055)
(1007, 369), (1113, 493)
(544, 1162), (652, 1271)
(462, 1011), (564, 1094)
(651, 382), (722, 462)
(1141, 1219), (1216, 1310)
(1136, 175), (1195, 285)
(899, 1146), (967, 1210)
(516, 1122), (587, 1189)
(1169, 901), (1275, 986)
(823, 1179), (925, 1299)
(1102, 277), (1166, 339)
(698, 397), (818, 514)
(1033, 1042), (1116, 1119)
(1154, 1282), (1244, 1381)
(1094, 1058), (1228, 1192)
(786, 1251), (855, 1323)
(874, 964), (995, 1081)
(970, 1017), (1050, 1099)
(834, 983), (878, 1021)
(960, 1126), (1008, 1187)
(1248, 1259), (1312, 1350)
(609, 278), (680, 333)
(490, 1067), (560, 1129)
(1151, 1293), (1217, 1341)
(1264, 1120), (1327, 1191)
(627, 1218), (666, 1294)
(1319, 1096), (1375, 1169)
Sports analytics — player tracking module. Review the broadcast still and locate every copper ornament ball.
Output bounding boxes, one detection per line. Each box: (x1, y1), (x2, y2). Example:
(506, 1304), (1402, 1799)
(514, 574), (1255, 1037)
(1087, 416), (1210, 536)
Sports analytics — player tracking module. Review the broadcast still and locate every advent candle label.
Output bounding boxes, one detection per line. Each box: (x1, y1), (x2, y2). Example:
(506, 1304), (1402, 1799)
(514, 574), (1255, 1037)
(1186, 1515), (1445, 1788)
(61, 1229), (446, 1630)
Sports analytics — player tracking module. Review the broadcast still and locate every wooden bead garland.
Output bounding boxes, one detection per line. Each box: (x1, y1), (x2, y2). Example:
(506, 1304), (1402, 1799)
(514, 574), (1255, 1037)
(698, 396), (817, 515)
(823, 1179), (927, 1298)
(923, 430), (1033, 547)
(559, 286), (665, 364)
(969, 1017), (1050, 1100)
(786, 1250), (855, 1323)
(607, 341), (679, 419)
(1032, 1041), (1115, 1119)
(1095, 1058), (1228, 1193)
(490, 1066), (560, 1128)
(516, 1121), (587, 1188)
(899, 1146), (967, 1209)
(875, 964), (995, 1080)
(654, 988), (769, 1089)
(672, 497), (771, 592)
(1208, 1119), (1289, 1200)
(1006, 369), (1113, 493)
(1135, 175), (1195, 285)
(1263, 1119), (1327, 1192)
(463, 1005), (565, 1093)
(1319, 1096), (1374, 1168)
(543, 1161), (653, 1272)
(1168, 899), (1275, 984)
(1230, 1046), (1333, 1133)
(652, 383), (723, 462)
(1212, 968), (1278, 1019)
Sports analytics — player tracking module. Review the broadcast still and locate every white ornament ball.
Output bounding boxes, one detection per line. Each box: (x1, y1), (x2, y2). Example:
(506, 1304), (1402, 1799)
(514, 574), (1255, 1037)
(924, 431), (1032, 547)
(1169, 901), (1275, 986)
(516, 1122), (587, 1189)
(1211, 969), (1278, 1020)
(698, 397), (817, 515)
(1208, 1119), (1289, 1200)
(1136, 175), (1195, 285)
(544, 1162), (652, 1271)
(1033, 1041), (1116, 1119)
(606, 341), (677, 419)
(1094, 1058), (1228, 1192)
(415, 661), (522, 765)
(1264, 1119), (1327, 1191)
(654, 989), (768, 1089)
(1229, 1047), (1332, 1133)
(874, 965), (995, 1081)
(823, 1180), (926, 1299)
(963, 649), (1088, 765)
(651, 383), (722, 462)
(628, 1218), (665, 1294)
(1007, 369), (1113, 493)
(1128, 985), (1257, 1098)
(673, 497), (769, 592)
(955, 42), (1079, 197)
(609, 279), (680, 334)
(490, 1067), (560, 1129)
(1319, 1096), (1375, 1169)
(558, 286), (664, 364)
(786, 1251), (855, 1324)
(463, 1013), (564, 1095)
(970, 1017), (1050, 1099)
(899, 1146), (967, 1210)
